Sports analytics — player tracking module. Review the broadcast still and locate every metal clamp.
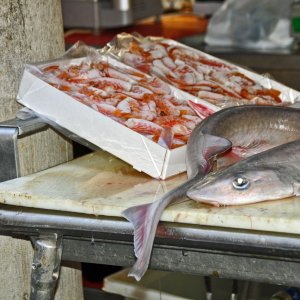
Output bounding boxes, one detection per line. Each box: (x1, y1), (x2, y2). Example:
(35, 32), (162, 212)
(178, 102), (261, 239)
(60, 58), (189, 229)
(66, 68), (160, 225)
(0, 114), (47, 182)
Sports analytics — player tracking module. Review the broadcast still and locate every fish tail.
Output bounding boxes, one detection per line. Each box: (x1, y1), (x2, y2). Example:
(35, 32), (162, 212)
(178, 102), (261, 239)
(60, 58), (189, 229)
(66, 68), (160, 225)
(122, 177), (202, 281)
(122, 201), (161, 281)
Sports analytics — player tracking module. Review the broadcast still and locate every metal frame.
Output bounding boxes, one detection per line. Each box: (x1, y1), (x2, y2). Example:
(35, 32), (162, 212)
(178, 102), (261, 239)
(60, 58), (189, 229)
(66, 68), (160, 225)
(1, 117), (300, 300)
(1, 204), (300, 287)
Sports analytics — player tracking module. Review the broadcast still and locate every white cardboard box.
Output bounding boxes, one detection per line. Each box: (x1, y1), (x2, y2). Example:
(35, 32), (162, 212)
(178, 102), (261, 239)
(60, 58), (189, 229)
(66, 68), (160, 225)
(17, 56), (218, 179)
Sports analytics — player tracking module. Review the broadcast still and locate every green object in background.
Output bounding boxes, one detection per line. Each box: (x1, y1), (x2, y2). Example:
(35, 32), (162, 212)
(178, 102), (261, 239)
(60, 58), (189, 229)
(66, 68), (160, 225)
(292, 17), (300, 33)
(291, 0), (300, 38)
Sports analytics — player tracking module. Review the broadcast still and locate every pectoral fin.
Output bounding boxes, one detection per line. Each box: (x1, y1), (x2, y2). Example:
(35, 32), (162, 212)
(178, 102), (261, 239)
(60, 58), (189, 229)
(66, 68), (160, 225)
(187, 133), (232, 179)
(203, 134), (232, 160)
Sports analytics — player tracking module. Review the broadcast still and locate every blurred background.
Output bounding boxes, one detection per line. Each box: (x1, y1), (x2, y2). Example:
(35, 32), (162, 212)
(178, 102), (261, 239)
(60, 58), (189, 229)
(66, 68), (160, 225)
(62, 0), (300, 92)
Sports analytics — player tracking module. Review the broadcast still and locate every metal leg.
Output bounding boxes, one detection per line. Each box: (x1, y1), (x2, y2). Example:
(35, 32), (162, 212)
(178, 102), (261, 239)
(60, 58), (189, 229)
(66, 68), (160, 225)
(230, 279), (238, 300)
(204, 276), (212, 300)
(239, 281), (262, 300)
(30, 233), (63, 300)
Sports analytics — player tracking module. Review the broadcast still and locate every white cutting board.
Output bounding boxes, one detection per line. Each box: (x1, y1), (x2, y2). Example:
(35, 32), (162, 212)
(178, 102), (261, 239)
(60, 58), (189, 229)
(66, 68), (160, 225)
(0, 151), (299, 235)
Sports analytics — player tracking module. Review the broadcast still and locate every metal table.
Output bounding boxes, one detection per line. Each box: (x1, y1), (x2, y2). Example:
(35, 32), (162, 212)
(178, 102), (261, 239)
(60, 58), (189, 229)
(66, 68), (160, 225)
(1, 116), (300, 300)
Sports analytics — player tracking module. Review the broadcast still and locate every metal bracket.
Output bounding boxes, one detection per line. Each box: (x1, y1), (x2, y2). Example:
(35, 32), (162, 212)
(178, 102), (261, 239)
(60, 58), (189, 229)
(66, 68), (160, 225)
(0, 126), (20, 181)
(30, 233), (63, 300)
(0, 115), (47, 182)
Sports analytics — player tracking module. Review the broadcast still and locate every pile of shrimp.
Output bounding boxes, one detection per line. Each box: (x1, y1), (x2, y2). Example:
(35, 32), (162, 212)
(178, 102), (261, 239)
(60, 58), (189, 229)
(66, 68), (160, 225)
(121, 39), (283, 107)
(39, 57), (215, 149)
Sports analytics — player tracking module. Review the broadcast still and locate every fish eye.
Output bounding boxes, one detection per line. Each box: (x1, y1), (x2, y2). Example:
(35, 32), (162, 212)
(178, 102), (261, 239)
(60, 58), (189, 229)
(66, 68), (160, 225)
(232, 177), (250, 190)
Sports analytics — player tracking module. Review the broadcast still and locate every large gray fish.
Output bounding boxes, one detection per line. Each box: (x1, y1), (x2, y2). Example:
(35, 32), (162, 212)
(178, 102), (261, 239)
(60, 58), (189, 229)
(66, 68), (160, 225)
(122, 105), (300, 281)
(187, 139), (300, 206)
(190, 105), (300, 171)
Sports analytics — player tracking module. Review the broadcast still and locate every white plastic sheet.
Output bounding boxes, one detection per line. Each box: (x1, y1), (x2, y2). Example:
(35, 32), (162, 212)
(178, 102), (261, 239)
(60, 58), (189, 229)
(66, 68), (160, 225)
(205, 0), (294, 49)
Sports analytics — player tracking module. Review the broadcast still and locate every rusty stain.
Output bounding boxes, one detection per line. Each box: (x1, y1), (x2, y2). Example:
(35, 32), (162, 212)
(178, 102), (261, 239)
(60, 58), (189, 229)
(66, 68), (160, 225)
(156, 224), (181, 239)
(41, 255), (47, 266)
(174, 212), (181, 222)
(212, 271), (220, 277)
(248, 215), (253, 229)
(18, 193), (33, 200)
(19, 142), (25, 150)
(23, 292), (29, 300)
(204, 214), (209, 224)
(156, 224), (168, 236)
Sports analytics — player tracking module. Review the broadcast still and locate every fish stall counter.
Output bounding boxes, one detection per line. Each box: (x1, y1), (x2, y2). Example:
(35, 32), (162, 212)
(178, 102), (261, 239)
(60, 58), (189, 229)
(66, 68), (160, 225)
(1, 138), (300, 298)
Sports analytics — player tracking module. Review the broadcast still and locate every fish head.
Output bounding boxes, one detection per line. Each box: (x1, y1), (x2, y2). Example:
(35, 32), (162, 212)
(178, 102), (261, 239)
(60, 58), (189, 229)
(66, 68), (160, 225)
(187, 168), (294, 206)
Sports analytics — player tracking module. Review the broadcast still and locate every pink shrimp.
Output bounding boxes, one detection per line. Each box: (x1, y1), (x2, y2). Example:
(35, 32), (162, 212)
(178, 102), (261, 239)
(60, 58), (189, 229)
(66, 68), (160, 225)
(141, 77), (171, 95)
(163, 94), (186, 106)
(152, 59), (178, 79)
(176, 105), (197, 116)
(171, 124), (191, 136)
(106, 66), (146, 83)
(155, 116), (191, 136)
(149, 44), (168, 59)
(117, 97), (139, 114)
(171, 65), (199, 85)
(78, 86), (109, 101)
(116, 97), (155, 120)
(182, 115), (202, 129)
(125, 118), (163, 136)
(91, 77), (132, 92)
(122, 85), (153, 100)
(93, 103), (122, 117)
(153, 96), (180, 117)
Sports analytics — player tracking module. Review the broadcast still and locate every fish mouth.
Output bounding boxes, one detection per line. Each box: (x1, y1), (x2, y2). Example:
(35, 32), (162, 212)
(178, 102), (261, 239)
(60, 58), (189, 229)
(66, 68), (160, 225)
(186, 190), (221, 207)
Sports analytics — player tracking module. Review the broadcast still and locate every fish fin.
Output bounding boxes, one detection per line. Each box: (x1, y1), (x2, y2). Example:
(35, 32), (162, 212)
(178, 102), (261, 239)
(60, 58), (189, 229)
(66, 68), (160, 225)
(122, 176), (201, 281)
(187, 133), (232, 178)
(293, 182), (300, 196)
(122, 201), (160, 281)
(203, 134), (232, 160)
